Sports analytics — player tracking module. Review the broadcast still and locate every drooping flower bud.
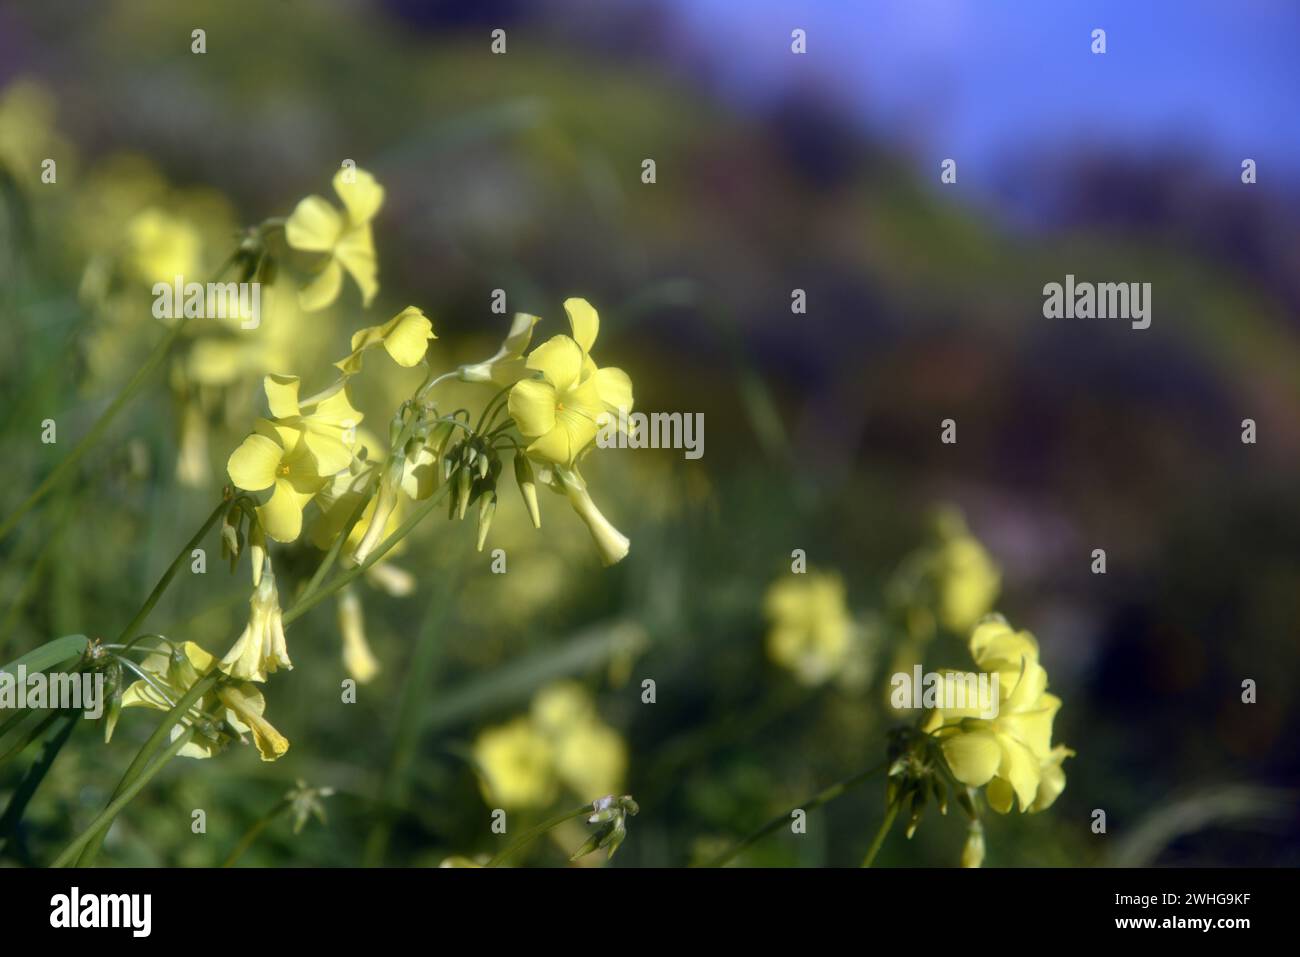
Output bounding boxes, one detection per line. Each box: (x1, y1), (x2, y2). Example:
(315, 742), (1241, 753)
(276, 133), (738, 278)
(513, 453), (541, 528)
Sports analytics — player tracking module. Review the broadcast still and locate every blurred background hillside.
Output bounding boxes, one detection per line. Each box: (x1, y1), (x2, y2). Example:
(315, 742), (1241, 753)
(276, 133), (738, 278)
(1, 0), (1297, 867)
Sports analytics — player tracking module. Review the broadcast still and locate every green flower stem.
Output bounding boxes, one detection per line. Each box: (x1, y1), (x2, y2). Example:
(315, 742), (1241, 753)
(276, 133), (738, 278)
(0, 711), (78, 851)
(485, 804), (594, 867)
(701, 760), (886, 868)
(0, 315), (194, 543)
(282, 481), (452, 628)
(52, 726), (195, 868)
(861, 796), (902, 868)
(72, 671), (217, 866)
(296, 473), (378, 605)
(114, 498), (229, 644)
(221, 795), (292, 868)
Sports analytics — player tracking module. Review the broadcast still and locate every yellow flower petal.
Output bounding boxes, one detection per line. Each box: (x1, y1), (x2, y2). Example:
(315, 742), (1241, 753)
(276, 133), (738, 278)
(593, 365), (633, 416)
(381, 307), (435, 366)
(332, 167), (384, 224)
(298, 258), (344, 311)
(227, 433), (283, 491)
(334, 225), (378, 306)
(264, 373), (301, 419)
(940, 729), (1002, 788)
(258, 479), (312, 543)
(526, 335), (584, 392)
(562, 297), (600, 353)
(997, 736), (1043, 811)
(508, 377), (559, 439)
(285, 195), (343, 252)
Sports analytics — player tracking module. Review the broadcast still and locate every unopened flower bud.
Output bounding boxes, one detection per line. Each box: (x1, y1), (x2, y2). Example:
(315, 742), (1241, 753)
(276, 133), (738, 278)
(476, 491), (497, 551)
(513, 453), (541, 528)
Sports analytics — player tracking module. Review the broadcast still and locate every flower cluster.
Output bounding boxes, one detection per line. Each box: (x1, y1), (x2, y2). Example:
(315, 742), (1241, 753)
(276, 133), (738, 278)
(472, 681), (628, 810)
(924, 618), (1073, 816)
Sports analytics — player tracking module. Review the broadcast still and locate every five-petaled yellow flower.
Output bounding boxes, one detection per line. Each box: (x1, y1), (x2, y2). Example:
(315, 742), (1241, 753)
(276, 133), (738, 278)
(285, 167), (383, 311)
(262, 374), (363, 476)
(508, 299), (632, 468)
(226, 421), (328, 543)
(220, 568), (291, 682)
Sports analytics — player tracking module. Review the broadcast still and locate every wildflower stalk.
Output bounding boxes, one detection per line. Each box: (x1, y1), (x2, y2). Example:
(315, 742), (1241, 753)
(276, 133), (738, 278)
(861, 797), (902, 868)
(282, 481), (453, 627)
(485, 803), (595, 867)
(72, 671), (217, 866)
(0, 293), (219, 543)
(701, 760), (886, 867)
(52, 726), (196, 868)
(221, 795), (293, 867)
(114, 497), (230, 644)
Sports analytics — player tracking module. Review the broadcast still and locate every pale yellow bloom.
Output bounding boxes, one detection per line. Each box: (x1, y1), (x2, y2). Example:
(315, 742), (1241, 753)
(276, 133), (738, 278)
(125, 207), (202, 286)
(763, 571), (853, 685)
(262, 374), (363, 476)
(335, 306), (435, 376)
(219, 569), (291, 682)
(338, 587), (381, 684)
(285, 167), (383, 311)
(121, 641), (289, 762)
(925, 619), (1071, 814)
(553, 719), (627, 800)
(226, 421), (326, 543)
(547, 465), (629, 566)
(934, 515), (1000, 633)
(472, 717), (556, 810)
(458, 312), (541, 386)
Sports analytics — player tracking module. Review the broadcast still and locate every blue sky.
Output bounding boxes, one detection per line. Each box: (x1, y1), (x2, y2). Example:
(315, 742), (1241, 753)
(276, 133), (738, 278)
(666, 0), (1300, 192)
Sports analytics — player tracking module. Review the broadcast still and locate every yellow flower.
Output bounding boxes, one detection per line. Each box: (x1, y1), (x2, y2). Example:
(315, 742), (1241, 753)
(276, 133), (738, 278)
(285, 167), (383, 311)
(924, 619), (1071, 814)
(125, 207), (202, 286)
(507, 299), (634, 466)
(458, 312), (541, 386)
(338, 586), (381, 684)
(335, 306), (435, 375)
(262, 374), (363, 476)
(219, 569), (291, 682)
(509, 335), (605, 467)
(472, 716), (556, 810)
(763, 571), (853, 686)
(553, 720), (627, 800)
(226, 421), (327, 543)
(121, 641), (289, 761)
(547, 465), (629, 565)
(934, 515), (1000, 633)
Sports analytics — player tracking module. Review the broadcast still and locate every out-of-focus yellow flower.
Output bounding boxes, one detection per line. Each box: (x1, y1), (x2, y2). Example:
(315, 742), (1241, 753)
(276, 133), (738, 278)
(335, 305), (435, 375)
(924, 619), (1071, 814)
(125, 207), (202, 286)
(219, 569), (291, 682)
(531, 680), (596, 735)
(338, 586), (381, 684)
(553, 719), (626, 800)
(121, 641), (289, 761)
(961, 821), (985, 868)
(472, 716), (556, 810)
(0, 79), (70, 185)
(934, 514), (1000, 633)
(458, 312), (541, 386)
(263, 374), (363, 476)
(226, 421), (327, 543)
(763, 571), (853, 686)
(285, 167), (383, 311)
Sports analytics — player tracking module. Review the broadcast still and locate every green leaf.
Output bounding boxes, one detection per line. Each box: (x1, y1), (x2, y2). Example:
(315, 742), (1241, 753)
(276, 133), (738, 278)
(0, 634), (89, 678)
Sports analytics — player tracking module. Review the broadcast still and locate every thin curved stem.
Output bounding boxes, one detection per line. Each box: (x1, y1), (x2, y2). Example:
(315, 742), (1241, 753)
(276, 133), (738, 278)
(282, 481), (452, 627)
(861, 797), (902, 868)
(73, 671), (217, 866)
(485, 804), (593, 867)
(701, 759), (886, 867)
